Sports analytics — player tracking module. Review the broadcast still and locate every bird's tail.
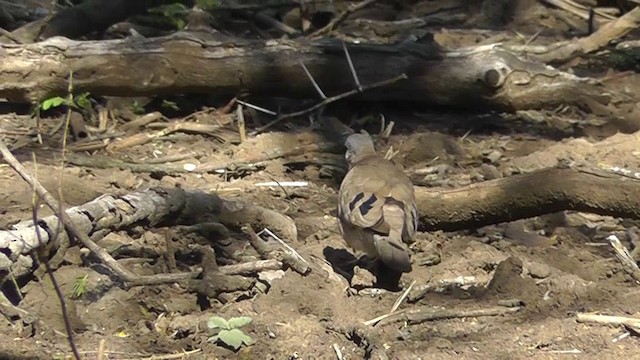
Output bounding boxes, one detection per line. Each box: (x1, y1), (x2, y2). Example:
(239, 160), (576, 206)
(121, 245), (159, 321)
(373, 200), (412, 272)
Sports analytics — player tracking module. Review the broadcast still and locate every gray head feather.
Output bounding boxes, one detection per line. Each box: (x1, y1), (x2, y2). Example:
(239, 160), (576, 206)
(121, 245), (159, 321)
(344, 133), (375, 164)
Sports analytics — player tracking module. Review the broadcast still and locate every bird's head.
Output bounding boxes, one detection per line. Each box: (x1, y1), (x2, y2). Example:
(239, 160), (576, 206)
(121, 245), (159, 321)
(344, 132), (376, 165)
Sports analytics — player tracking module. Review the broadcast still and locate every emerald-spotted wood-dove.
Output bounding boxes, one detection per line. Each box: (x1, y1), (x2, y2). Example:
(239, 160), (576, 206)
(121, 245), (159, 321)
(337, 132), (418, 286)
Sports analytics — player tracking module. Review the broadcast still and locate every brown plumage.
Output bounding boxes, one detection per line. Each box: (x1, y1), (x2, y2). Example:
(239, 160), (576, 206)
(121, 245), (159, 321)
(337, 132), (418, 285)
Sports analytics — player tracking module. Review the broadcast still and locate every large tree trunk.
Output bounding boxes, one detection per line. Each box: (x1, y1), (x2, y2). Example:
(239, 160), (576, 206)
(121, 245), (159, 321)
(0, 32), (632, 127)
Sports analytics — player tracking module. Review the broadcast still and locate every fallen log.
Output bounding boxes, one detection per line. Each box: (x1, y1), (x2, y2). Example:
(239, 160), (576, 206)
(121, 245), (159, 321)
(0, 33), (629, 127)
(0, 186), (297, 281)
(417, 164), (640, 232)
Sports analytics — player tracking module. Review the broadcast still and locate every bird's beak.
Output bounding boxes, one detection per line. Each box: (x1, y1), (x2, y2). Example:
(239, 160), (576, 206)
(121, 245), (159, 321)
(345, 150), (354, 163)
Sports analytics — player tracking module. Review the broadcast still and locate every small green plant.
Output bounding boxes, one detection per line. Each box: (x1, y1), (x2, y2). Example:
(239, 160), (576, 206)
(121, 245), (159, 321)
(72, 274), (88, 298)
(196, 0), (218, 10)
(37, 92), (92, 113)
(131, 100), (146, 115)
(207, 315), (253, 350)
(149, 3), (189, 30)
(161, 99), (180, 111)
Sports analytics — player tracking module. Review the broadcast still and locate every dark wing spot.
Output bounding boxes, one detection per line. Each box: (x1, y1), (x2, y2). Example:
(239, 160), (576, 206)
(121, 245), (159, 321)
(349, 192), (365, 211)
(359, 194), (378, 216)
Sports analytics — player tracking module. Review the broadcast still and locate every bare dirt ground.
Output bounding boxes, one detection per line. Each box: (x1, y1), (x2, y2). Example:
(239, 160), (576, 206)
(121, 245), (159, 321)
(3, 0), (640, 360)
(3, 106), (640, 360)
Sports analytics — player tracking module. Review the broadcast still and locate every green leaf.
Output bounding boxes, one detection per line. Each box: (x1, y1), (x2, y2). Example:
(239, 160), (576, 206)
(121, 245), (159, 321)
(41, 97), (66, 110)
(161, 100), (179, 111)
(75, 92), (92, 110)
(207, 316), (230, 330)
(228, 316), (252, 329)
(218, 329), (253, 350)
(72, 274), (88, 298)
(196, 0), (217, 10)
(176, 19), (186, 30)
(206, 335), (219, 343)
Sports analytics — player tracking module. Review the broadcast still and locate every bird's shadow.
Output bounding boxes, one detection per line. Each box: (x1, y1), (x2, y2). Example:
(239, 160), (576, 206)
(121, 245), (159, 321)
(322, 246), (397, 291)
(322, 246), (359, 283)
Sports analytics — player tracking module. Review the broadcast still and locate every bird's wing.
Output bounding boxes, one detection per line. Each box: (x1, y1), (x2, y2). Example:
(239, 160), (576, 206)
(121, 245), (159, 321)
(338, 157), (416, 238)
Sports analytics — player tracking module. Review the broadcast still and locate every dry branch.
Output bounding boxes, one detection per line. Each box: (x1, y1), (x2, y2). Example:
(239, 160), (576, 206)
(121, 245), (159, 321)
(219, 259), (283, 275)
(607, 234), (640, 283)
(309, 0), (379, 38)
(576, 312), (640, 332)
(0, 33), (628, 126)
(244, 225), (309, 275)
(375, 305), (521, 327)
(531, 6), (640, 64)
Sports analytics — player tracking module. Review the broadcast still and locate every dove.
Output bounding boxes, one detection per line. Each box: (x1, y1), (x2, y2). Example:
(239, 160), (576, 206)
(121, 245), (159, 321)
(337, 132), (418, 289)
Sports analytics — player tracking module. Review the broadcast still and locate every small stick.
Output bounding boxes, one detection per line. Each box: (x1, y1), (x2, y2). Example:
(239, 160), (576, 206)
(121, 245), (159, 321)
(133, 151), (200, 164)
(377, 305), (521, 327)
(332, 343), (344, 360)
(380, 120), (395, 139)
(255, 181), (309, 187)
(576, 312), (640, 332)
(379, 114), (386, 136)
(244, 225), (309, 275)
(259, 228), (309, 267)
(97, 339), (106, 360)
(98, 108), (109, 132)
(144, 122), (230, 134)
(390, 279), (416, 314)
(119, 112), (165, 132)
(607, 234), (640, 284)
(31, 183), (81, 360)
(237, 103), (247, 143)
(251, 74), (407, 134)
(121, 348), (202, 360)
(383, 146), (399, 160)
(408, 276), (479, 303)
(218, 259), (283, 275)
(363, 309), (406, 327)
(236, 100), (277, 116)
(342, 42), (362, 91)
(309, 0), (380, 37)
(299, 60), (327, 99)
(549, 349), (581, 354)
(613, 332), (630, 343)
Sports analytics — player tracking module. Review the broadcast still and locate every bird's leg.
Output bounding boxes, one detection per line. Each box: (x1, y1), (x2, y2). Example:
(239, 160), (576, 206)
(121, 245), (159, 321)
(370, 261), (404, 292)
(355, 253), (376, 269)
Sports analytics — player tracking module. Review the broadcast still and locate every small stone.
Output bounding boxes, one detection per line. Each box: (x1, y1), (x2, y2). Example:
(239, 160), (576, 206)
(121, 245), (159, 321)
(351, 266), (376, 288)
(258, 270), (286, 286)
(480, 163), (502, 180)
(484, 150), (503, 164)
(415, 254), (441, 266)
(498, 298), (525, 307)
(527, 262), (551, 279)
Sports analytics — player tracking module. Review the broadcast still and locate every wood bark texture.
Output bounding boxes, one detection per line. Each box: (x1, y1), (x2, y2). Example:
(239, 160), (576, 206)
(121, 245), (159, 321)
(0, 33), (624, 123)
(0, 187), (297, 280)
